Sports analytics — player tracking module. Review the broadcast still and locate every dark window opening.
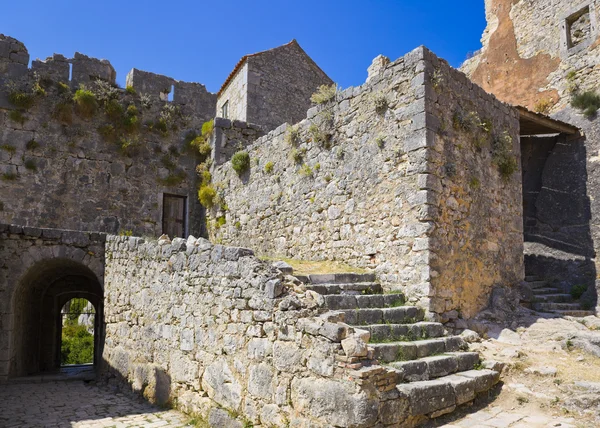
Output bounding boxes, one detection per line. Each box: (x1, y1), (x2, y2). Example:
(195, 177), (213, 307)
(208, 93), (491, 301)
(162, 194), (187, 238)
(567, 6), (592, 49)
(222, 100), (229, 119)
(60, 298), (95, 366)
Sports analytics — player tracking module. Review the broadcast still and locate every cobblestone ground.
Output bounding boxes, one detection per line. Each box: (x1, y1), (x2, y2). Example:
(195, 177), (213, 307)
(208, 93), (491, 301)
(0, 381), (191, 428)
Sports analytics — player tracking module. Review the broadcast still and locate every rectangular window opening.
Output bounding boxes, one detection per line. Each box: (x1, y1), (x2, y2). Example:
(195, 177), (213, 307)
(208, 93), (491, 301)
(162, 194), (187, 238)
(567, 6), (592, 49)
(222, 100), (229, 119)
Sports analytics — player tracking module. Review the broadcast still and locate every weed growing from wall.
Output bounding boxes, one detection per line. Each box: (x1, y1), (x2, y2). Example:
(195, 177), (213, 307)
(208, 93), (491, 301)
(310, 84), (337, 104)
(571, 91), (600, 118)
(231, 151), (250, 175)
(73, 86), (98, 118)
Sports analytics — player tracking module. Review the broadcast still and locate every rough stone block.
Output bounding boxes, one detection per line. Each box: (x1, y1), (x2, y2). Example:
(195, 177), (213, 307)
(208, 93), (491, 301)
(264, 279), (283, 298)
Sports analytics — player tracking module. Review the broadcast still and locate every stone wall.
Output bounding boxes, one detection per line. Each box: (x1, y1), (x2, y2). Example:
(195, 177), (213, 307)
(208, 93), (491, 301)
(0, 224), (106, 380)
(209, 47), (524, 319)
(424, 52), (523, 319)
(102, 234), (405, 427)
(211, 118), (264, 166)
(464, 0), (600, 310)
(0, 35), (216, 237)
(210, 47), (430, 302)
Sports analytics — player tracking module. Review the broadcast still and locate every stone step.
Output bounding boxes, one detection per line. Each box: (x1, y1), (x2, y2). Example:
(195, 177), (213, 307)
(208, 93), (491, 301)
(525, 275), (540, 281)
(371, 336), (466, 363)
(552, 309), (596, 317)
(305, 282), (383, 295)
(527, 280), (549, 289)
(397, 369), (500, 418)
(533, 294), (573, 303)
(532, 287), (562, 295)
(366, 322), (446, 343)
(323, 293), (405, 310)
(388, 352), (480, 382)
(533, 302), (583, 311)
(298, 273), (376, 285)
(341, 306), (425, 326)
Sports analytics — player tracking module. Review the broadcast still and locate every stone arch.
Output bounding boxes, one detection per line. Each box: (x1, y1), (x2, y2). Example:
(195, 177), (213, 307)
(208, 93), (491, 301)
(8, 252), (104, 378)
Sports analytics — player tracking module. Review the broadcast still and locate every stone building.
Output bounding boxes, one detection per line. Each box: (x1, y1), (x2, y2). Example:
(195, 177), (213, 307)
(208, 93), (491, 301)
(462, 0), (600, 313)
(216, 39), (333, 132)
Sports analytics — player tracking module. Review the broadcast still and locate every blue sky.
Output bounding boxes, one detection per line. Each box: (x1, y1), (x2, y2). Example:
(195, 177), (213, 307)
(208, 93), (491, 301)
(1, 1), (486, 93)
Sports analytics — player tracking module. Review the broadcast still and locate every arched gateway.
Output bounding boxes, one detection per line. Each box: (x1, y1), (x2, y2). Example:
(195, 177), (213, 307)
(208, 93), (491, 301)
(0, 225), (105, 381)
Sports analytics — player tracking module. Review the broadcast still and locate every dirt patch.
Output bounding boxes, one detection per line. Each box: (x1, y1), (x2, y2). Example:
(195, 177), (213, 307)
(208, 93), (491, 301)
(470, 0), (560, 110)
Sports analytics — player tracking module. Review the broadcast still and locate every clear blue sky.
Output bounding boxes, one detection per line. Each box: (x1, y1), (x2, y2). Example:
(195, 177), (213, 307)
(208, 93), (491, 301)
(1, 0), (486, 93)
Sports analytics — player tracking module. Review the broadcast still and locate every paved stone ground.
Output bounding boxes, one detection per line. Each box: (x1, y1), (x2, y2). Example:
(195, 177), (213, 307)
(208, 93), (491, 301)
(435, 405), (579, 428)
(0, 381), (191, 428)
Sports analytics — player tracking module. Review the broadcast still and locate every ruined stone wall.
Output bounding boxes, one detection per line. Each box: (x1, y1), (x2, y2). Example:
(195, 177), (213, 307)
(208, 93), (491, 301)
(0, 224), (106, 381)
(210, 47), (524, 319)
(245, 41), (333, 132)
(210, 47), (431, 303)
(464, 1), (600, 310)
(0, 35), (216, 237)
(424, 52), (523, 319)
(216, 62), (248, 123)
(102, 235), (403, 427)
(211, 118), (264, 166)
(463, 0), (600, 111)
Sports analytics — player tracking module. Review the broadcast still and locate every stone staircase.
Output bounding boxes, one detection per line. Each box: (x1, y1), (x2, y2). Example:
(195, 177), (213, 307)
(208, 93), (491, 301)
(299, 273), (501, 423)
(527, 275), (595, 317)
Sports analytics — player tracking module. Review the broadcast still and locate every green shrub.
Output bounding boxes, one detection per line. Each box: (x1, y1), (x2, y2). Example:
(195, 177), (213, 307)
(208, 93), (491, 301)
(54, 101), (73, 123)
(309, 123), (331, 147)
(198, 185), (217, 208)
(231, 150), (250, 175)
(73, 88), (98, 117)
(125, 85), (137, 95)
(496, 152), (518, 179)
(153, 118), (169, 135)
(26, 139), (40, 150)
(201, 119), (214, 137)
(373, 93), (388, 113)
(0, 144), (16, 154)
(264, 161), (274, 174)
(290, 147), (306, 164)
(24, 159), (37, 171)
(2, 172), (17, 181)
(571, 91), (600, 118)
(119, 229), (133, 236)
(8, 110), (26, 124)
(285, 125), (300, 145)
(299, 163), (313, 177)
(375, 136), (385, 148)
(310, 84), (337, 104)
(104, 99), (124, 121)
(8, 91), (35, 110)
(61, 323), (94, 365)
(122, 114), (140, 134)
(216, 215), (226, 228)
(571, 284), (588, 299)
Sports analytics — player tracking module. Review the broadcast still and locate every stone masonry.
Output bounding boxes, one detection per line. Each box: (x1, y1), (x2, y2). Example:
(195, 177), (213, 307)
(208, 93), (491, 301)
(0, 35), (216, 237)
(209, 46), (523, 320)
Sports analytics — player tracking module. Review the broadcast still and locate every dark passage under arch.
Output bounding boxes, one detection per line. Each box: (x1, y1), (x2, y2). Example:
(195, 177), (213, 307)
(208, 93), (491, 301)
(10, 258), (103, 378)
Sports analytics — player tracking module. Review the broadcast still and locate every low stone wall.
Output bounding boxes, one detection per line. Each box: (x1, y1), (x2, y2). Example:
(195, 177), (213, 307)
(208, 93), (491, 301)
(102, 235), (405, 427)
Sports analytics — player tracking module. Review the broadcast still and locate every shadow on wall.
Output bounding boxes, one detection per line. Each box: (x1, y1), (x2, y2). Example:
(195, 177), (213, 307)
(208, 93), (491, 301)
(521, 134), (597, 305)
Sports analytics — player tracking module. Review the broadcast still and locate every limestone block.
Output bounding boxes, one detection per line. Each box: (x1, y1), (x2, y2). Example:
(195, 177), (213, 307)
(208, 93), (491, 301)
(247, 363), (275, 399)
(201, 358), (243, 410)
(341, 335), (368, 357)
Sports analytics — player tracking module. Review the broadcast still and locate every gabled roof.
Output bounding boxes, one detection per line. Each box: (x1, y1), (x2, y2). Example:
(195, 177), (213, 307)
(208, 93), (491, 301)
(217, 39), (328, 97)
(517, 106), (580, 136)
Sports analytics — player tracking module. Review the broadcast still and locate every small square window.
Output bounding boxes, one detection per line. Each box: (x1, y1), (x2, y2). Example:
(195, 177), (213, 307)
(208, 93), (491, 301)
(221, 101), (229, 119)
(567, 6), (592, 49)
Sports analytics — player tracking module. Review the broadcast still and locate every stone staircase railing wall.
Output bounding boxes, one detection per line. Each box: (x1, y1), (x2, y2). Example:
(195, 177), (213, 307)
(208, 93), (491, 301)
(0, 35), (216, 237)
(102, 235), (408, 427)
(209, 46), (524, 320)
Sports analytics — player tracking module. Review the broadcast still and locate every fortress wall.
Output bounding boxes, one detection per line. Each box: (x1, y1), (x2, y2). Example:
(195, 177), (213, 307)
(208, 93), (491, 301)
(103, 234), (404, 427)
(422, 50), (523, 320)
(210, 47), (524, 319)
(210, 47), (432, 304)
(0, 35), (216, 237)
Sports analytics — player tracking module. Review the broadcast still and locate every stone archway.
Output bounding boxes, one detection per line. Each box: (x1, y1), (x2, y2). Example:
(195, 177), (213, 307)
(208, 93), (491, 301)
(9, 258), (104, 377)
